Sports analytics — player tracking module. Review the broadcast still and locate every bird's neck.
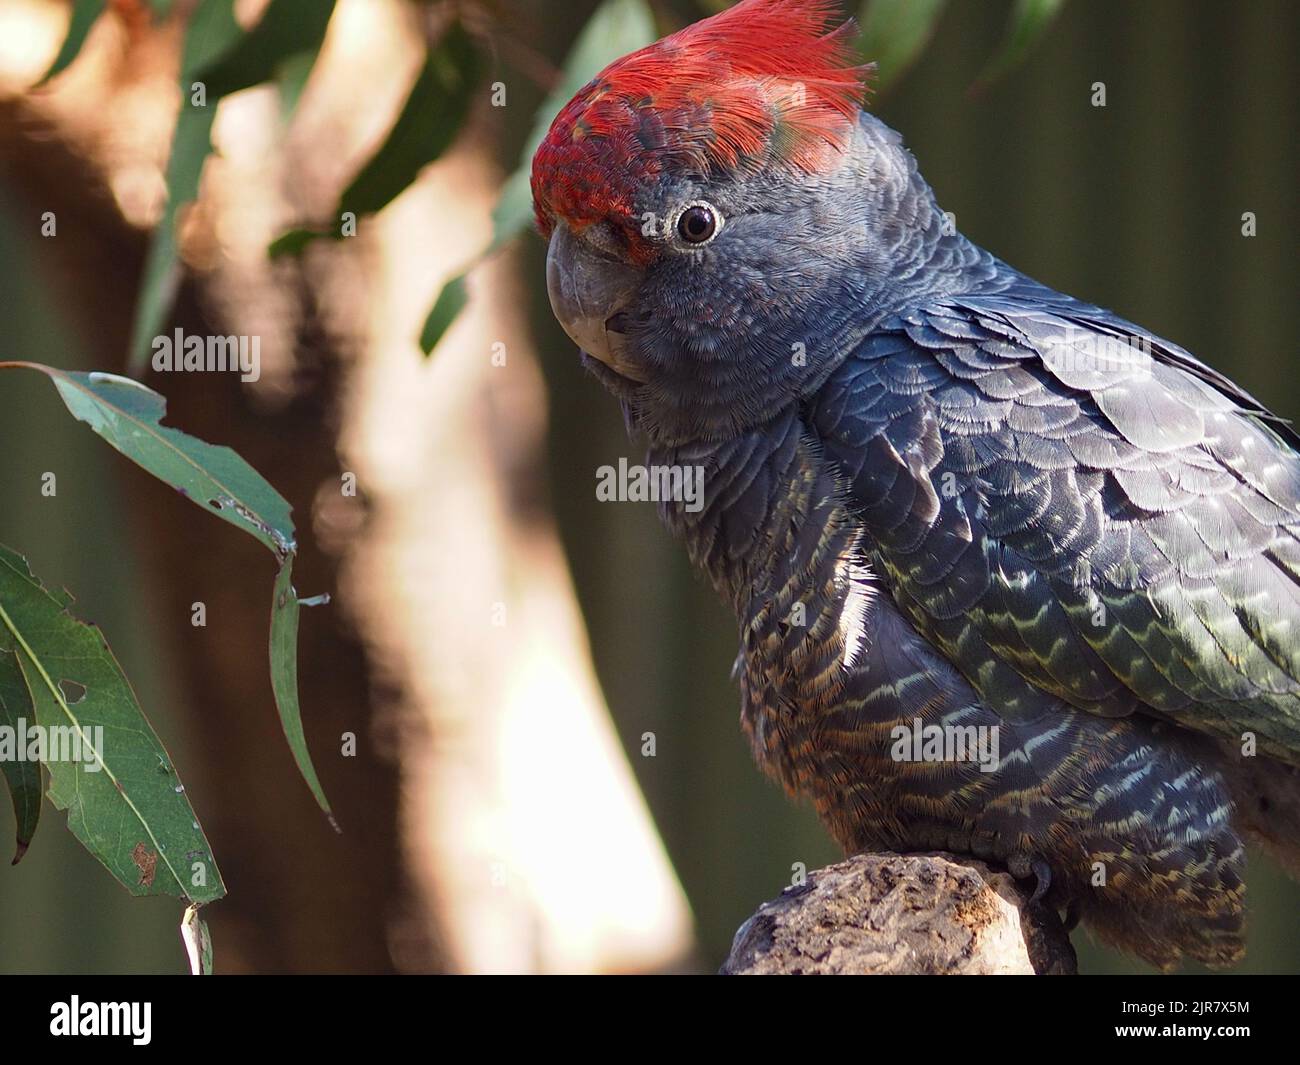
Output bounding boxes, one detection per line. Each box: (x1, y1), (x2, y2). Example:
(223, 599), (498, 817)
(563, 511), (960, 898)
(649, 408), (866, 623)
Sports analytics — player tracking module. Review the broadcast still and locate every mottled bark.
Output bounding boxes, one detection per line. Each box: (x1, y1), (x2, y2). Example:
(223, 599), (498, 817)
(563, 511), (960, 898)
(723, 852), (1076, 975)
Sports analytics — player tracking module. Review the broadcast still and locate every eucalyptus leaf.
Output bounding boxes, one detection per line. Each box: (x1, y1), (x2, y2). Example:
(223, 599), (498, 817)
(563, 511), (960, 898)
(196, 0), (336, 100)
(129, 0), (338, 372)
(37, 0), (105, 85)
(857, 0), (948, 89)
(0, 361), (330, 825)
(0, 548), (223, 904)
(0, 644), (40, 864)
(268, 226), (330, 259)
(270, 560), (334, 823)
(339, 23), (479, 219)
(419, 0), (657, 356)
(125, 100), (217, 375)
(975, 0), (1066, 89)
(41, 368), (296, 559)
(418, 274), (470, 356)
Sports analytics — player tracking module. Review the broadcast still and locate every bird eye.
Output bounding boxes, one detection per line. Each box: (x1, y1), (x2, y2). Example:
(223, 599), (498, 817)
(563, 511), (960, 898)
(676, 202), (719, 244)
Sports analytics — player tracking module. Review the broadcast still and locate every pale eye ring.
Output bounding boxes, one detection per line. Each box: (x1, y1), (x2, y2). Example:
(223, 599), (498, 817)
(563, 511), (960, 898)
(674, 201), (721, 245)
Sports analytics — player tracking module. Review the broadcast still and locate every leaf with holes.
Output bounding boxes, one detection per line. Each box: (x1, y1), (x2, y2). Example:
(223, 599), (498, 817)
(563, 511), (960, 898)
(0, 546), (223, 903)
(0, 362), (329, 814)
(32, 367), (296, 559)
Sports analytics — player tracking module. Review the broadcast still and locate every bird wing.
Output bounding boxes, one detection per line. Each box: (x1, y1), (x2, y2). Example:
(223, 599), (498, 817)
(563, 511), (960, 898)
(809, 293), (1300, 763)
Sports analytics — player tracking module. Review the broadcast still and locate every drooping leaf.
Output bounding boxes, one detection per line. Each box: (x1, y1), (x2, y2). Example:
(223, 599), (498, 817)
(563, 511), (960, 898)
(126, 0), (239, 375)
(125, 102), (216, 376)
(486, 167), (536, 259)
(270, 560), (334, 823)
(0, 362), (328, 814)
(0, 645), (40, 864)
(275, 48), (317, 122)
(196, 0), (336, 99)
(340, 23), (480, 218)
(0, 548), (224, 904)
(39, 368), (296, 558)
(128, 0), (338, 373)
(37, 0), (106, 85)
(857, 0), (948, 89)
(418, 273), (469, 355)
(419, 0), (657, 356)
(178, 0), (242, 85)
(267, 226), (329, 259)
(974, 0), (1066, 89)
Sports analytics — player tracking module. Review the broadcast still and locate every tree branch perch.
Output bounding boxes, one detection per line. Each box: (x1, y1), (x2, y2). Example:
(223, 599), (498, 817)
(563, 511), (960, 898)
(722, 852), (1077, 975)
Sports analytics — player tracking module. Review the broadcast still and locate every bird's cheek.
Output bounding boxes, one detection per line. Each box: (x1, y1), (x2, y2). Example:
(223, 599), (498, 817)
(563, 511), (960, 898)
(546, 224), (647, 382)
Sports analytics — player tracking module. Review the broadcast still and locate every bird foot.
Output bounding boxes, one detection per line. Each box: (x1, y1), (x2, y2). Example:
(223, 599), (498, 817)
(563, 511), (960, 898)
(1007, 852), (1053, 906)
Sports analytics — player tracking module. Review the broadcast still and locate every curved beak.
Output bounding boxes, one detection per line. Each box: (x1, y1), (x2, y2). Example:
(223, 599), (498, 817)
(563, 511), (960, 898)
(546, 223), (645, 382)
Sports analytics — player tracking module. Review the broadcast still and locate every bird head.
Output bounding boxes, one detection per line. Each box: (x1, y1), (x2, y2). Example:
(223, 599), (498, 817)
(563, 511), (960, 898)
(532, 0), (942, 442)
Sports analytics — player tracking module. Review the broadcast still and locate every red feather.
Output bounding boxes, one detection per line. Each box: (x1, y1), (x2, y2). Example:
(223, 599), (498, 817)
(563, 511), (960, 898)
(532, 0), (870, 260)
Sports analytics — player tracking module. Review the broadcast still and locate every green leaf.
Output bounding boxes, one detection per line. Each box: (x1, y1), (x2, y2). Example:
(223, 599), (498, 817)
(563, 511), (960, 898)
(418, 0), (657, 357)
(339, 23), (480, 219)
(126, 0), (239, 375)
(975, 0), (1066, 89)
(267, 226), (330, 259)
(503, 0), (657, 245)
(129, 0), (337, 373)
(270, 560), (334, 822)
(0, 548), (224, 904)
(485, 163), (536, 259)
(275, 48), (317, 123)
(269, 21), (479, 259)
(196, 0), (336, 100)
(0, 646), (41, 864)
(179, 0), (242, 85)
(857, 0), (948, 89)
(0, 362), (330, 822)
(38, 368), (296, 558)
(37, 0), (106, 85)
(418, 274), (470, 355)
(126, 101), (216, 376)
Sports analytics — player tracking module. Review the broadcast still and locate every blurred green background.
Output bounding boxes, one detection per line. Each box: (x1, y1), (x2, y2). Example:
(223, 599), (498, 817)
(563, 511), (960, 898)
(0, 0), (1295, 973)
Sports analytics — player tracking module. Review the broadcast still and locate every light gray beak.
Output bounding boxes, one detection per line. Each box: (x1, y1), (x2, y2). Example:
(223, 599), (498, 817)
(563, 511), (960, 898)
(546, 223), (645, 381)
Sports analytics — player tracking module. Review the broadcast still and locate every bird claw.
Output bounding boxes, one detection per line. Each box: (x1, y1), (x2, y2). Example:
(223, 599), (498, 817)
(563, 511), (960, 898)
(1027, 858), (1052, 906)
